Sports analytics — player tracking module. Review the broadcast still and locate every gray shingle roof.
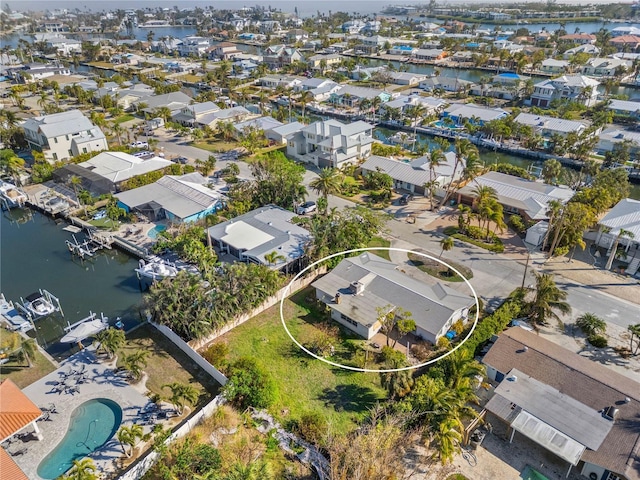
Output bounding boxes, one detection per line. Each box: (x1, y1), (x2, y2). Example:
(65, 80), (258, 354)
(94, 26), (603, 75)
(312, 253), (473, 337)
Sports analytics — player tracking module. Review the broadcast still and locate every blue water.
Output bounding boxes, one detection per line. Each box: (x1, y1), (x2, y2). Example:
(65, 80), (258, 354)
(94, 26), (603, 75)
(37, 398), (123, 479)
(433, 120), (464, 130)
(147, 224), (167, 239)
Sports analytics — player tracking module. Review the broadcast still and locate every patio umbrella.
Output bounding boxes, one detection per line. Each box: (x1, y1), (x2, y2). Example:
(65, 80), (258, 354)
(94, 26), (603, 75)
(60, 319), (109, 344)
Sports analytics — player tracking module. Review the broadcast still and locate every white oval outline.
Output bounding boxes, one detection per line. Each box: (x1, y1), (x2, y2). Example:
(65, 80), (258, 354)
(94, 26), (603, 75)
(279, 247), (480, 373)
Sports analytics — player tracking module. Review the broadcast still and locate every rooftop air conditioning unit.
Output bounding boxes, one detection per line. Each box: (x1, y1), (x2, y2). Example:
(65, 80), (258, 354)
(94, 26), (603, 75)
(603, 406), (619, 421)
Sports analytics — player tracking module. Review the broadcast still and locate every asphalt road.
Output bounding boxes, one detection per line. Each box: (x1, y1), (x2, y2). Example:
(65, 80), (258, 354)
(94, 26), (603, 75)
(156, 137), (639, 329)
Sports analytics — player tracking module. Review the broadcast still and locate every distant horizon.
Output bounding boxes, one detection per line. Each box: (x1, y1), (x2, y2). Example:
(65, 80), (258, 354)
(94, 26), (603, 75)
(8, 0), (634, 16)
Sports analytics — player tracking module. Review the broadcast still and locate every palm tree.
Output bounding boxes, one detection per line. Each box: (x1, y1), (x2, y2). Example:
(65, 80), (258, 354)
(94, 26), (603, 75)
(439, 237), (454, 259)
(121, 349), (149, 381)
(16, 338), (37, 368)
(527, 272), (572, 328)
(225, 461), (272, 480)
(61, 458), (98, 480)
(162, 382), (199, 414)
(441, 138), (478, 209)
(264, 250), (285, 266)
(604, 228), (635, 271)
(68, 175), (86, 216)
(575, 313), (606, 337)
(628, 323), (640, 355)
(299, 90), (313, 120)
(117, 424), (144, 457)
(0, 149), (25, 185)
(111, 123), (124, 146)
(195, 155), (217, 176)
(309, 168), (342, 215)
(426, 148), (445, 211)
(154, 106), (172, 123)
(93, 327), (125, 359)
(406, 103), (427, 151)
(380, 362), (414, 400)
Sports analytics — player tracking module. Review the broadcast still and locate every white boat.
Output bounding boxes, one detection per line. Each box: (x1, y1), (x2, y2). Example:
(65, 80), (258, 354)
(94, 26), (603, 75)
(0, 180), (27, 209)
(60, 312), (109, 344)
(21, 290), (60, 318)
(135, 259), (179, 282)
(0, 294), (33, 332)
(388, 132), (416, 146)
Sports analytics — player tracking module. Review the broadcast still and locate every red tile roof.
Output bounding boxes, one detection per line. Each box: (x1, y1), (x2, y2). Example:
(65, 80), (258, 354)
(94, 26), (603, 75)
(0, 379), (42, 442)
(0, 448), (28, 480)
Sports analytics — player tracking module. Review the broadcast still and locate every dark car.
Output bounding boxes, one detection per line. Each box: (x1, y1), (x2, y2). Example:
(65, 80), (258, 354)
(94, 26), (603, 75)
(399, 193), (414, 205)
(173, 156), (189, 164)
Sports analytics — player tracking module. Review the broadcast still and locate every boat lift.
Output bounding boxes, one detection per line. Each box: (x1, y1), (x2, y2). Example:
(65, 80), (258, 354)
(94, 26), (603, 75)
(16, 289), (63, 321)
(65, 231), (113, 259)
(64, 311), (108, 333)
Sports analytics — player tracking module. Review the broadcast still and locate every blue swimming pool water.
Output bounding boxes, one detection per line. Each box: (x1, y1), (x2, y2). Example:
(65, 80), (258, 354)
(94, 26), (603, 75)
(147, 224), (167, 239)
(433, 120), (464, 130)
(37, 398), (123, 479)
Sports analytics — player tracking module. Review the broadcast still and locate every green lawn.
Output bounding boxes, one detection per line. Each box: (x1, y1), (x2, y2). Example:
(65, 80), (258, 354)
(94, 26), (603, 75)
(113, 114), (135, 124)
(367, 236), (391, 261)
(0, 348), (57, 388)
(408, 252), (473, 282)
(214, 288), (387, 434)
(118, 324), (219, 403)
(192, 139), (239, 152)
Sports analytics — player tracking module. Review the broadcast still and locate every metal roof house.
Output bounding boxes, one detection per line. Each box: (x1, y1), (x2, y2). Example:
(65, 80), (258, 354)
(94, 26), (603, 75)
(441, 103), (508, 126)
(482, 327), (640, 480)
(514, 112), (589, 138)
(77, 151), (172, 192)
(361, 152), (462, 197)
(207, 205), (311, 271)
(456, 171), (575, 222)
(115, 173), (224, 223)
(595, 198), (640, 275)
(312, 253), (474, 343)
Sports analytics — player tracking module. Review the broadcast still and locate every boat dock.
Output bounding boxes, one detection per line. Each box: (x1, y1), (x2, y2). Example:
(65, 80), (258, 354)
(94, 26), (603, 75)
(0, 294), (34, 332)
(65, 230), (114, 259)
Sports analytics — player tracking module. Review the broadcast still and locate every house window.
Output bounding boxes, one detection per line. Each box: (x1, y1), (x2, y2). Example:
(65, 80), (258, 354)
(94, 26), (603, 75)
(52, 152), (58, 161)
(68, 149), (73, 156)
(605, 473), (622, 480)
(340, 313), (358, 327)
(53, 137), (58, 144)
(83, 147), (87, 153)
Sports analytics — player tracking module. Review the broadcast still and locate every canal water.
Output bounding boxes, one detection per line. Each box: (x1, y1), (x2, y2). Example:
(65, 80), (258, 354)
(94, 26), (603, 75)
(0, 209), (145, 359)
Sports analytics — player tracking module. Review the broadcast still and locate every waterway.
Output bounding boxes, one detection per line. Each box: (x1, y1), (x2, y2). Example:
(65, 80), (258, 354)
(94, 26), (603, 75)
(0, 209), (145, 359)
(374, 126), (640, 200)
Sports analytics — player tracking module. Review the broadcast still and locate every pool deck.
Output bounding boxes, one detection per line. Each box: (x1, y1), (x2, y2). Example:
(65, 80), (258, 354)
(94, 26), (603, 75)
(10, 347), (151, 480)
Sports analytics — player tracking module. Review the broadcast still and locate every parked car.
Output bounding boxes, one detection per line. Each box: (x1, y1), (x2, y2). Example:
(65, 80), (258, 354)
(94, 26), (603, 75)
(133, 151), (152, 158)
(173, 156), (189, 164)
(399, 193), (414, 205)
(296, 201), (317, 215)
(129, 141), (149, 149)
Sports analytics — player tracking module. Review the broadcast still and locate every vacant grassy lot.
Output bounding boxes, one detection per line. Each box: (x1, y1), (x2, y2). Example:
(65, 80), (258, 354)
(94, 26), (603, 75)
(214, 288), (387, 434)
(192, 140), (238, 152)
(118, 324), (219, 404)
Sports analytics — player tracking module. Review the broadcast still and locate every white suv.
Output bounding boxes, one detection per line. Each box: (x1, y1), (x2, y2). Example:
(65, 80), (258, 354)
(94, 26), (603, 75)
(296, 201), (317, 215)
(129, 141), (149, 149)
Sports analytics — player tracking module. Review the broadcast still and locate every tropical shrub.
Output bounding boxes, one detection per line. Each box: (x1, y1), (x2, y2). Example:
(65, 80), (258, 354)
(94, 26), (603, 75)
(222, 357), (277, 409)
(587, 335), (608, 348)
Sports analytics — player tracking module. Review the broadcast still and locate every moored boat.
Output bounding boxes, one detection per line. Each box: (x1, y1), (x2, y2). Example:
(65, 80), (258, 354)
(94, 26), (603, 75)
(0, 180), (27, 209)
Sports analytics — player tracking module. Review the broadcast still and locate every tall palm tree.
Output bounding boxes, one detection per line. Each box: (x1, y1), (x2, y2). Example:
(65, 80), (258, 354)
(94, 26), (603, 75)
(439, 237), (454, 259)
(93, 328), (125, 359)
(17, 338), (37, 368)
(309, 168), (342, 215)
(264, 250), (285, 266)
(441, 138), (478, 209)
(117, 424), (144, 457)
(380, 357), (414, 400)
(121, 349), (149, 381)
(604, 228), (635, 271)
(628, 323), (640, 355)
(527, 272), (571, 328)
(426, 148), (445, 211)
(299, 90), (313, 121)
(406, 103), (427, 151)
(60, 458), (98, 480)
(162, 382), (199, 414)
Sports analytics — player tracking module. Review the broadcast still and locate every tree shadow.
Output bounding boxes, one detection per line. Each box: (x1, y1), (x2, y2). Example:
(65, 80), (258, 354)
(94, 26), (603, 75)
(318, 384), (380, 413)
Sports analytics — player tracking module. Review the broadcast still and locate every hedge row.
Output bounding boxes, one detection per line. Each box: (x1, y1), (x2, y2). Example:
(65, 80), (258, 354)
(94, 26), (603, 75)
(462, 299), (523, 356)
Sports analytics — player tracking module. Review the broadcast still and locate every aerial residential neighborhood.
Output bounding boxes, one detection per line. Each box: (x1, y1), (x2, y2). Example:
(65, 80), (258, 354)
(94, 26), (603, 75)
(1, 2), (640, 480)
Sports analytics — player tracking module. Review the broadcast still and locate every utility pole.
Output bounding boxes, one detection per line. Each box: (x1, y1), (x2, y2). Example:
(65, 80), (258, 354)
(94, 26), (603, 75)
(521, 250), (531, 289)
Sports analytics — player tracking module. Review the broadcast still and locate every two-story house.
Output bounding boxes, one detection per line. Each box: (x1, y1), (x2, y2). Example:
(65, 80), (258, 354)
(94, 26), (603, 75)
(530, 74), (600, 108)
(210, 42), (242, 60)
(263, 45), (304, 69)
(172, 101), (220, 126)
(22, 110), (108, 163)
(177, 36), (210, 57)
(286, 119), (374, 168)
(580, 57), (631, 77)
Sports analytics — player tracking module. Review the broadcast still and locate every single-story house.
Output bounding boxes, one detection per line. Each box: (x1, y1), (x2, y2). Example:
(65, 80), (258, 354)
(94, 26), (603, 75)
(259, 74), (304, 89)
(419, 76), (473, 93)
(381, 94), (448, 117)
(606, 99), (640, 118)
(312, 253), (474, 343)
(196, 106), (253, 128)
(513, 112), (588, 138)
(207, 205), (311, 271)
(76, 151), (172, 192)
(233, 116), (283, 138)
(540, 58), (570, 75)
(595, 198), (640, 275)
(387, 71), (428, 86)
(361, 152), (462, 197)
(441, 103), (508, 126)
(562, 44), (600, 59)
(483, 327), (640, 480)
(596, 128), (640, 157)
(456, 171), (575, 222)
(115, 173), (224, 223)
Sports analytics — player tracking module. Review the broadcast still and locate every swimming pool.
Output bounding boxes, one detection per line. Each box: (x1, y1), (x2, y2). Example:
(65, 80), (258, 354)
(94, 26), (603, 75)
(432, 120), (464, 130)
(37, 398), (123, 479)
(147, 224), (167, 239)
(520, 464), (550, 480)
